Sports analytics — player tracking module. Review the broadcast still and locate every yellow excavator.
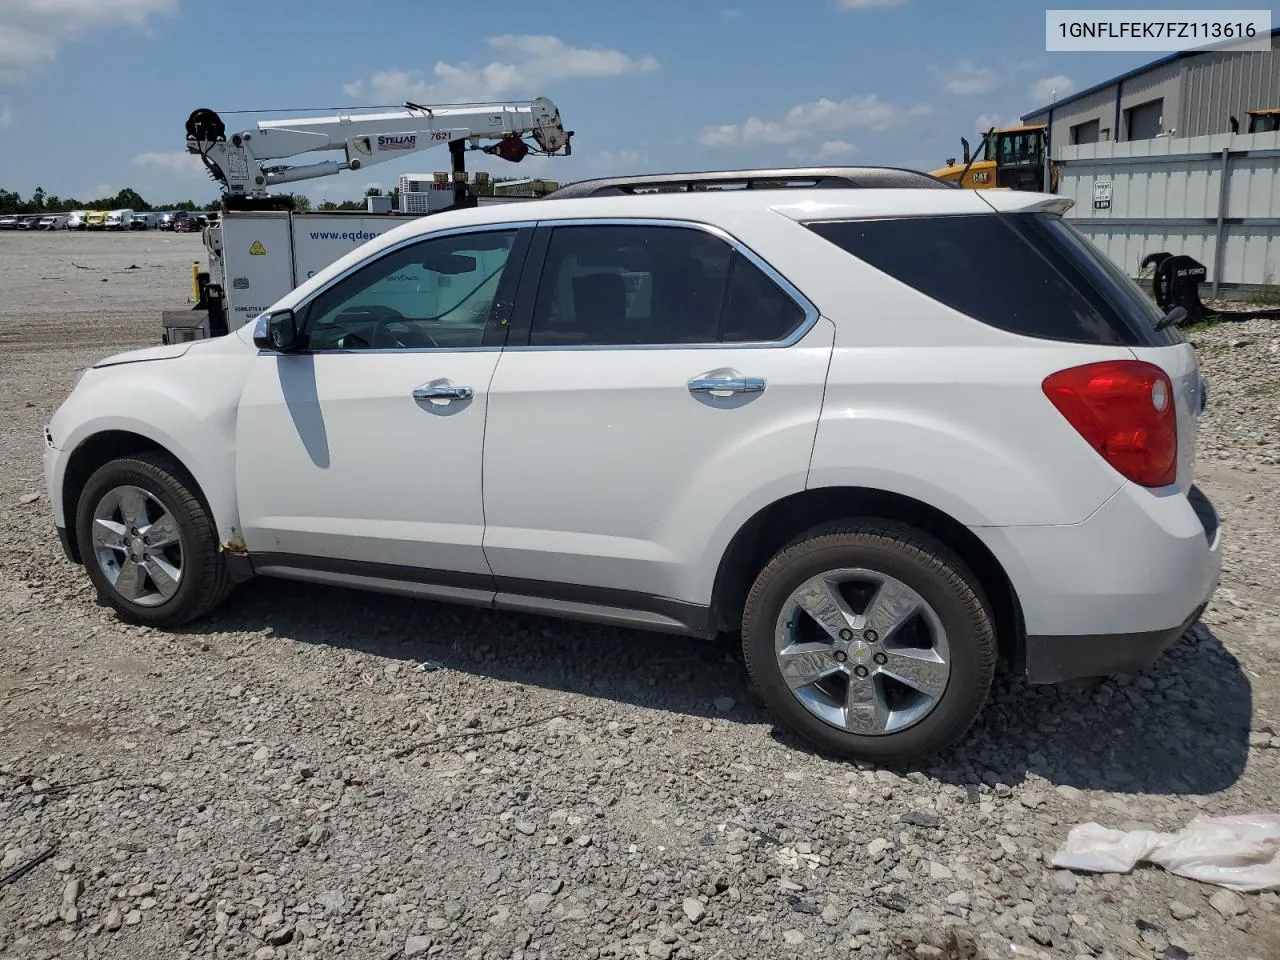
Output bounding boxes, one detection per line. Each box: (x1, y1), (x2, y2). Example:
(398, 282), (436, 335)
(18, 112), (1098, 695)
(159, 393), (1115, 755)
(1230, 108), (1280, 133)
(931, 124), (1058, 192)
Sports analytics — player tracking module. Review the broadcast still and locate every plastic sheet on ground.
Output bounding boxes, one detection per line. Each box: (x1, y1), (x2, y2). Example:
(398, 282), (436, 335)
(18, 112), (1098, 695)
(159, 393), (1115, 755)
(1052, 814), (1280, 892)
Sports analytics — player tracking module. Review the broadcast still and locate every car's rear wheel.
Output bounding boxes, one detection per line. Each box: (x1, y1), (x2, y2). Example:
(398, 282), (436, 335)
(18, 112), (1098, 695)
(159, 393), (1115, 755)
(741, 521), (995, 764)
(75, 452), (233, 628)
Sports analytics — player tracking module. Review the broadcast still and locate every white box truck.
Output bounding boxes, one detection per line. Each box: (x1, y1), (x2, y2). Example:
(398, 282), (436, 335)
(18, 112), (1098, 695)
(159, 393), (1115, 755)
(162, 204), (532, 343)
(104, 209), (135, 231)
(208, 211), (420, 330)
(165, 211), (421, 341)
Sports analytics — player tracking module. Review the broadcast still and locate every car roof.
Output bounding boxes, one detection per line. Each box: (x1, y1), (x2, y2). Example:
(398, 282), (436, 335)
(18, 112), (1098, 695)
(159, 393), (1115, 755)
(545, 166), (949, 198)
(279, 182), (1072, 314)
(387, 184), (1071, 235)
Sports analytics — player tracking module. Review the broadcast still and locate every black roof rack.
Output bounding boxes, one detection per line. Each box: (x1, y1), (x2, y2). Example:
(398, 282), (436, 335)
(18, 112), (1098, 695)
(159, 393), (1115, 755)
(544, 165), (952, 199)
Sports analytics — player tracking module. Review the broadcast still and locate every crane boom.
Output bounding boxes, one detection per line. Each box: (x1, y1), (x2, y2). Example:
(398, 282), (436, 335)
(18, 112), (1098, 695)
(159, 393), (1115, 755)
(186, 96), (571, 203)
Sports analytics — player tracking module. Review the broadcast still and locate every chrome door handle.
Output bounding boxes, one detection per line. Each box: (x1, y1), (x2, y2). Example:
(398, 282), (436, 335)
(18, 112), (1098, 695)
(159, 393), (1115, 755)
(688, 375), (766, 397)
(412, 384), (473, 401)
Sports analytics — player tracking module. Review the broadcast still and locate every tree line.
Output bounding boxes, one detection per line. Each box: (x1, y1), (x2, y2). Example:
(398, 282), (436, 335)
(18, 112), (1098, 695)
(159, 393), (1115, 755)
(0, 186), (218, 215)
(2, 175), (535, 215)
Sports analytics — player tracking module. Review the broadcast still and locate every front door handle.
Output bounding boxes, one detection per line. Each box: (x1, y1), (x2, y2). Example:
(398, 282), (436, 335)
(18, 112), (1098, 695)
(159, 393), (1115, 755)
(412, 383), (473, 402)
(688, 374), (766, 397)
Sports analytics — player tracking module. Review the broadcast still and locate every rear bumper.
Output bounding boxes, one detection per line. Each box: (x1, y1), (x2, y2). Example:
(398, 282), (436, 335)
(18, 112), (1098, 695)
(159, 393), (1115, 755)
(975, 482), (1221, 682)
(1024, 602), (1206, 683)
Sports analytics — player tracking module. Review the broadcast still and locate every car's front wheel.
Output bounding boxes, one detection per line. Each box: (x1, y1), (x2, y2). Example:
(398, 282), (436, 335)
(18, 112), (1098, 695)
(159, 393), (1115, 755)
(75, 452), (233, 627)
(741, 521), (996, 764)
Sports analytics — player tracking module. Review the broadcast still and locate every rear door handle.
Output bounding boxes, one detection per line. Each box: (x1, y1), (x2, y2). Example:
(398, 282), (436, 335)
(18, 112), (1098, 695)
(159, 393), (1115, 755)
(688, 374), (766, 397)
(412, 383), (473, 402)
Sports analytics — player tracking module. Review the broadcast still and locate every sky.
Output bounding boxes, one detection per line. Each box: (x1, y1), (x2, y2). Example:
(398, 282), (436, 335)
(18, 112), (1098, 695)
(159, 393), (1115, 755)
(0, 0), (1250, 205)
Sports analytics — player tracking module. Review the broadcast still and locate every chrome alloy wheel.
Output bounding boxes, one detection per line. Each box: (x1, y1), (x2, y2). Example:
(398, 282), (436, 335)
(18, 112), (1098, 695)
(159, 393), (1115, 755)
(773, 569), (950, 735)
(90, 485), (184, 607)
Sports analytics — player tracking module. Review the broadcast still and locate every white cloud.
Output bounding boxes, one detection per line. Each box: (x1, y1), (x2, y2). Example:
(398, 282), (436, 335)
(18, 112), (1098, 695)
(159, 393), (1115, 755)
(974, 113), (1021, 133)
(590, 149), (647, 173)
(700, 94), (894, 148)
(837, 0), (904, 7)
(699, 124), (742, 148)
(789, 140), (859, 162)
(936, 60), (1000, 95)
(134, 150), (203, 174)
(1031, 74), (1076, 104)
(344, 34), (659, 104)
(0, 25), (56, 83)
(816, 140), (858, 159)
(0, 0), (175, 84)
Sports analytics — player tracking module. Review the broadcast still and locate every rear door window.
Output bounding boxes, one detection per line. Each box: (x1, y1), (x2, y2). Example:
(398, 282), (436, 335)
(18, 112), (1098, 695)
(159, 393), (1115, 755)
(525, 223), (810, 347)
(720, 255), (806, 343)
(807, 214), (1173, 346)
(528, 224), (731, 346)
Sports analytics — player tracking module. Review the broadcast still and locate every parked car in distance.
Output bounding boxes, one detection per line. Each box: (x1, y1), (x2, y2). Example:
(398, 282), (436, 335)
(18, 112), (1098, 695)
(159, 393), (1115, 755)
(17, 214), (42, 229)
(66, 211), (88, 230)
(129, 213), (150, 230)
(104, 209), (135, 231)
(85, 211), (109, 230)
(38, 215), (66, 230)
(172, 213), (200, 233)
(41, 167), (1221, 764)
(0, 215), (19, 229)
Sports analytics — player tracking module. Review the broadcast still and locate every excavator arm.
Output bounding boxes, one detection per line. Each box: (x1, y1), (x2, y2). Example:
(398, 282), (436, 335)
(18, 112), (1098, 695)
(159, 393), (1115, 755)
(186, 97), (571, 202)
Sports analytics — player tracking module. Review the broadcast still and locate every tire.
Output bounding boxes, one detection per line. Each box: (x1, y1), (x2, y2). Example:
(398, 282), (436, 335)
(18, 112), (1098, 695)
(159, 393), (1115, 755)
(75, 452), (234, 628)
(741, 521), (995, 764)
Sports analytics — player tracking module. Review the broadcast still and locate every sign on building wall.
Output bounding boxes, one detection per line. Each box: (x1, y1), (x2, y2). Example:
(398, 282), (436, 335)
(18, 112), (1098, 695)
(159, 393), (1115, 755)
(1093, 177), (1112, 210)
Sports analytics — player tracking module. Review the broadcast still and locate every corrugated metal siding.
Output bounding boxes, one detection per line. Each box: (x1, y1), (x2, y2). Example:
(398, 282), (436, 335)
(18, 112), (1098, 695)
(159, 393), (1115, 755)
(1117, 62), (1184, 138)
(1027, 86), (1120, 146)
(1182, 37), (1280, 136)
(1057, 131), (1280, 285)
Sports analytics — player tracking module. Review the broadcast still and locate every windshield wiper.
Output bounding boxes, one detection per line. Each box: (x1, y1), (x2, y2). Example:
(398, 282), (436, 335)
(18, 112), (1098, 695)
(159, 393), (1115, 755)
(1155, 305), (1187, 331)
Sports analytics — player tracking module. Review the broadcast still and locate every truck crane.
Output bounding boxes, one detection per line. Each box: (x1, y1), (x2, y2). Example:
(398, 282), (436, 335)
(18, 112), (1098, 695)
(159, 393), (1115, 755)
(163, 97), (573, 343)
(185, 96), (572, 209)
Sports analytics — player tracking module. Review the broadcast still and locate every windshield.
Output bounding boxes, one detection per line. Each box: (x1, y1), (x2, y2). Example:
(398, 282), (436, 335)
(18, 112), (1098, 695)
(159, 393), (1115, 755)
(997, 132), (1043, 167)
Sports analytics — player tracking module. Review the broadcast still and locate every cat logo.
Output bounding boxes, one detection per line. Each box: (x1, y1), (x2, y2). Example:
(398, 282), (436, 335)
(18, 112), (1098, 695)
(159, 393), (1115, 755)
(249, 240), (267, 256)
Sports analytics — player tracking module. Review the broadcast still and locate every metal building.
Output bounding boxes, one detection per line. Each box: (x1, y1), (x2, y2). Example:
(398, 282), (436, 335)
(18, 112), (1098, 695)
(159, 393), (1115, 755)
(1024, 30), (1280, 147)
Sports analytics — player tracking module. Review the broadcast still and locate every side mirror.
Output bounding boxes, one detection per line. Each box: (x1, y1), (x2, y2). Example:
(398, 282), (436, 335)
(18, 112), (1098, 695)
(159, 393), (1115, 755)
(253, 309), (301, 352)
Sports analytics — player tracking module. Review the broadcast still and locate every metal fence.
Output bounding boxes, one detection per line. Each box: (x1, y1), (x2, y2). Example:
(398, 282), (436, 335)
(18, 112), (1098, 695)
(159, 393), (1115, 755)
(1056, 130), (1280, 293)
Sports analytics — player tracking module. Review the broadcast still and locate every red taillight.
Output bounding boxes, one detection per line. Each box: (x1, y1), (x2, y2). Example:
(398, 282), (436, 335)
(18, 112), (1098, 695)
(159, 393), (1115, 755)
(1042, 360), (1177, 487)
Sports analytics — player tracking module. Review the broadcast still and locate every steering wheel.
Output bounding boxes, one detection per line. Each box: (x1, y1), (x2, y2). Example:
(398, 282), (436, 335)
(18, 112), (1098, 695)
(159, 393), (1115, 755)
(365, 306), (439, 349)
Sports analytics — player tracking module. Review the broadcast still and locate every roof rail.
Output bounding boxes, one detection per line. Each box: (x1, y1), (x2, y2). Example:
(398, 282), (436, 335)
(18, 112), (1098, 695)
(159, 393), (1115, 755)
(544, 166), (952, 199)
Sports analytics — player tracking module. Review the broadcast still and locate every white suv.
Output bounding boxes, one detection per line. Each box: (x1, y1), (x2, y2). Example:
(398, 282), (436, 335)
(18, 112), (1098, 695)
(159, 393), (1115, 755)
(42, 167), (1221, 762)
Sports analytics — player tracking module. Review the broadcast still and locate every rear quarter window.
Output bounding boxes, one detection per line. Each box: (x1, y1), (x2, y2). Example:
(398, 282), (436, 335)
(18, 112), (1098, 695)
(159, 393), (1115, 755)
(806, 214), (1174, 347)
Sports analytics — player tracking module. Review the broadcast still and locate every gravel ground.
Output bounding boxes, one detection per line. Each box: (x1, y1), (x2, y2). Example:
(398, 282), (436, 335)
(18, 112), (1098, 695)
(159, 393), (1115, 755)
(1, 231), (1278, 960)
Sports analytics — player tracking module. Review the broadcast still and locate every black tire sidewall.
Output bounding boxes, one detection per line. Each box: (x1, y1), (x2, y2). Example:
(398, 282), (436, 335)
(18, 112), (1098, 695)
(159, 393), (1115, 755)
(743, 530), (994, 764)
(75, 459), (209, 625)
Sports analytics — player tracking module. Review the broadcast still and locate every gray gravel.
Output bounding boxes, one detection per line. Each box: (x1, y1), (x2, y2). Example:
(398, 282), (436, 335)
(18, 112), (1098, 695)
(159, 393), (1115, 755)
(2, 232), (1279, 959)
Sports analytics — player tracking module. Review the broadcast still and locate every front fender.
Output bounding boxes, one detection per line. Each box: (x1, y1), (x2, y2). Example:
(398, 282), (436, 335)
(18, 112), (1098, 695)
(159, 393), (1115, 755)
(48, 342), (254, 546)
